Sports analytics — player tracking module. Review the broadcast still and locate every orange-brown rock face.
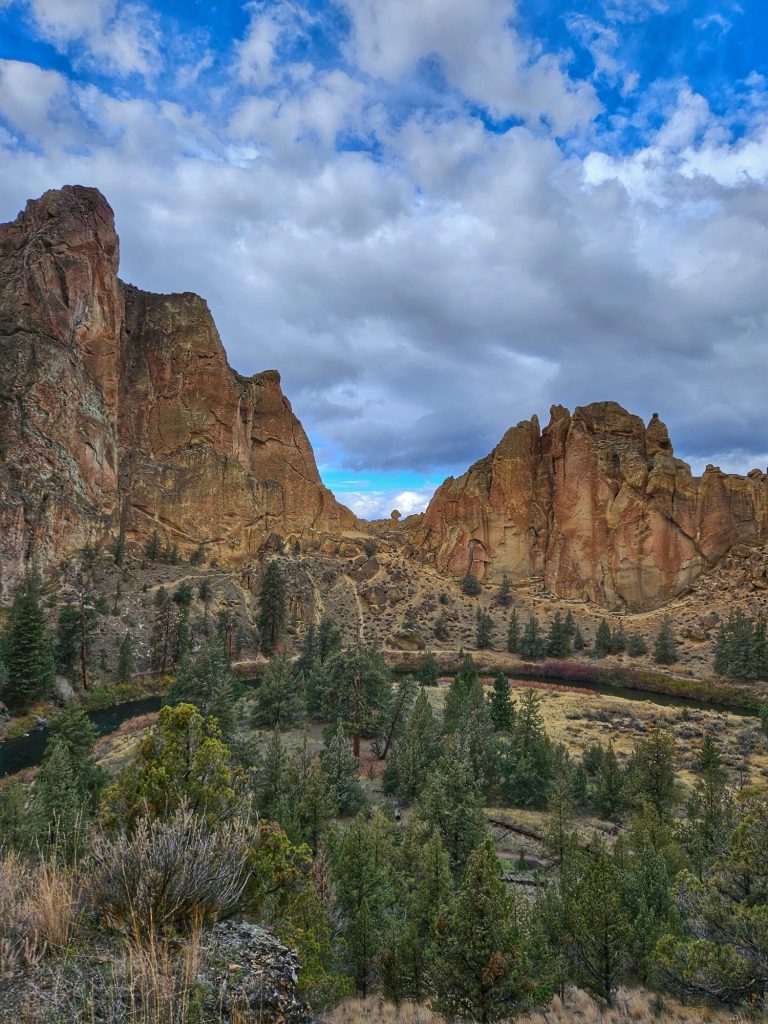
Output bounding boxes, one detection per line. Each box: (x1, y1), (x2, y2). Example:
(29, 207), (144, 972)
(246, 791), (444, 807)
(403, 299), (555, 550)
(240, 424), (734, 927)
(0, 186), (353, 590)
(416, 402), (768, 610)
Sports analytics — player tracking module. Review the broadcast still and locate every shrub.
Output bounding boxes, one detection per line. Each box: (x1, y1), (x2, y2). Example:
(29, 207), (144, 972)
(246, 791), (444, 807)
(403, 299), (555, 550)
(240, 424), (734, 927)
(89, 804), (251, 934)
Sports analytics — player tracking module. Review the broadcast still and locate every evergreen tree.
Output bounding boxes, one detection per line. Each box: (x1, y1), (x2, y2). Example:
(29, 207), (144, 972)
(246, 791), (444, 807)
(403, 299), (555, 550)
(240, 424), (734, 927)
(714, 610), (764, 679)
(546, 612), (571, 657)
(416, 650), (439, 687)
(116, 632), (135, 684)
(506, 609), (520, 653)
(519, 613), (545, 659)
(101, 703), (247, 829)
(595, 742), (625, 819)
(460, 573), (481, 597)
(561, 840), (631, 1006)
(443, 653), (478, 733)
(500, 689), (553, 809)
(457, 681), (496, 791)
(626, 632), (648, 657)
(145, 530), (161, 560)
(434, 611), (450, 642)
(627, 727), (677, 818)
(27, 738), (89, 858)
(653, 615), (678, 665)
(168, 636), (241, 737)
(620, 837), (673, 979)
(545, 770), (578, 873)
(488, 673), (515, 731)
(572, 624), (585, 651)
(594, 620), (612, 658)
(383, 688), (443, 801)
(304, 659), (331, 719)
(55, 604), (81, 677)
(419, 749), (487, 878)
(475, 609), (493, 650)
(297, 757), (337, 850)
(322, 645), (393, 755)
(497, 574), (512, 608)
(434, 838), (532, 1023)
(317, 615), (342, 662)
(255, 729), (293, 820)
(4, 574), (55, 707)
(48, 702), (104, 800)
(610, 624), (626, 654)
(321, 723), (366, 815)
(252, 653), (303, 729)
(330, 811), (394, 996)
(198, 578), (213, 631)
(258, 560), (287, 656)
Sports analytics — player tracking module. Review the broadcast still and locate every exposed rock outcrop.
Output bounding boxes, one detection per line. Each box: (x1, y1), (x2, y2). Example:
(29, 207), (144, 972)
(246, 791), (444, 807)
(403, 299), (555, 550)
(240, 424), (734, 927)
(0, 186), (354, 590)
(415, 402), (768, 610)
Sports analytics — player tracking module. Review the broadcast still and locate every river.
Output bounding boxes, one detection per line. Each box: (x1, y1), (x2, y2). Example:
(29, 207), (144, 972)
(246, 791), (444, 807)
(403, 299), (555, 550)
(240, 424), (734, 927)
(0, 675), (756, 778)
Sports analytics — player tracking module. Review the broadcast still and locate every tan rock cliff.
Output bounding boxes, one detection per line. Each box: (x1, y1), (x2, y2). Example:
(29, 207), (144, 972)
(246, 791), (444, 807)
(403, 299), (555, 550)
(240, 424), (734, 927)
(0, 186), (353, 590)
(414, 402), (768, 610)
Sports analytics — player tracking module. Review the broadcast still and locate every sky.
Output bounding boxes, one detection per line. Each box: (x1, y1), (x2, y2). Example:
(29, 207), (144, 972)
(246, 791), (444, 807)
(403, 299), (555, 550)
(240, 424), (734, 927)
(0, 0), (767, 518)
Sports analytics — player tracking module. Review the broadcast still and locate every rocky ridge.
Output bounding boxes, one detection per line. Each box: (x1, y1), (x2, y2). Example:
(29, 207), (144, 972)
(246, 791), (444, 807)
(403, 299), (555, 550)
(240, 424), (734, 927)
(0, 186), (354, 594)
(413, 403), (768, 610)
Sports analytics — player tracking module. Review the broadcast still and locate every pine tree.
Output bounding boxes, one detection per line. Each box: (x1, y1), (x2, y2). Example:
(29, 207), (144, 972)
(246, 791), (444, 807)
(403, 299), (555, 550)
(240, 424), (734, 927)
(383, 687), (442, 801)
(545, 771), (578, 872)
(258, 560), (287, 656)
(304, 660), (331, 719)
(443, 653), (478, 733)
(145, 530), (161, 560)
(330, 812), (394, 997)
(4, 574), (55, 708)
(610, 624), (626, 654)
(434, 838), (531, 1023)
(519, 613), (545, 659)
(198, 578), (213, 631)
(572, 624), (585, 651)
(501, 689), (553, 809)
(460, 574), (481, 597)
(498, 575), (512, 608)
(561, 840), (631, 1006)
(419, 749), (487, 878)
(626, 632), (648, 656)
(457, 681), (496, 791)
(627, 727), (677, 818)
(297, 757), (337, 850)
(55, 604), (81, 677)
(416, 651), (439, 686)
(476, 609), (493, 650)
(47, 702), (105, 803)
(322, 645), (393, 756)
(488, 672), (515, 731)
(653, 615), (678, 665)
(116, 632), (135, 683)
(595, 742), (625, 819)
(317, 616), (342, 662)
(168, 636), (241, 736)
(321, 723), (366, 815)
(507, 609), (520, 653)
(594, 620), (612, 658)
(27, 738), (89, 857)
(252, 653), (303, 729)
(546, 612), (571, 657)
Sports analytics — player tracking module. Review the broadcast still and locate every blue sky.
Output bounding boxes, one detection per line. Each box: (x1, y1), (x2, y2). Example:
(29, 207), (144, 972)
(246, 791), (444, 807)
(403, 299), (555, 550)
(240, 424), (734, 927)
(0, 0), (767, 516)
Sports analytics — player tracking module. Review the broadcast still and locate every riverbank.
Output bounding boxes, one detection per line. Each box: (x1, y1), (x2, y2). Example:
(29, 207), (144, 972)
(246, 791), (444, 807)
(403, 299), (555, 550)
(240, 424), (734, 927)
(388, 650), (768, 713)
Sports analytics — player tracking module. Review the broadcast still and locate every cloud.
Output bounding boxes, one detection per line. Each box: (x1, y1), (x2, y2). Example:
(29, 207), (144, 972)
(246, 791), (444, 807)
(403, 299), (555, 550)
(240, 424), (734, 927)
(342, 0), (599, 133)
(339, 488), (432, 519)
(10, 0), (160, 78)
(0, 0), (768, 518)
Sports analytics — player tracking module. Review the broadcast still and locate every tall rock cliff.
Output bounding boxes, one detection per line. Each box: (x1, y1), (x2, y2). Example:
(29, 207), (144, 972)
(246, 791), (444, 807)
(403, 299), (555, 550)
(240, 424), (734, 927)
(415, 402), (768, 610)
(0, 186), (354, 590)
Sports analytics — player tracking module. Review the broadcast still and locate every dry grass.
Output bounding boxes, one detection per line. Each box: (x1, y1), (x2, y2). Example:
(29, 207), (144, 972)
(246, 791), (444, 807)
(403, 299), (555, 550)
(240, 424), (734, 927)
(327, 988), (749, 1024)
(0, 849), (80, 974)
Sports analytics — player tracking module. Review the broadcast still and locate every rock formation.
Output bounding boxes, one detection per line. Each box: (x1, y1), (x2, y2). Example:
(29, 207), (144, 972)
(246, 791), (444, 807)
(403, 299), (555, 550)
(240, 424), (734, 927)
(0, 186), (354, 590)
(414, 402), (768, 610)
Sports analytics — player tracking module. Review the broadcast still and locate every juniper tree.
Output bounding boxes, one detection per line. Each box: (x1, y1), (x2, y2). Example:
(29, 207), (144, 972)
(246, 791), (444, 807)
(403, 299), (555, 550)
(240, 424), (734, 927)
(498, 574), (512, 608)
(116, 632), (135, 684)
(546, 612), (571, 656)
(626, 632), (648, 656)
(653, 615), (678, 665)
(627, 727), (677, 818)
(383, 687), (443, 801)
(322, 645), (393, 757)
(4, 573), (55, 707)
(321, 723), (366, 815)
(443, 653), (478, 733)
(595, 742), (625, 819)
(460, 573), (481, 597)
(519, 612), (545, 659)
(507, 609), (520, 653)
(434, 838), (532, 1023)
(252, 653), (303, 729)
(297, 757), (337, 850)
(475, 609), (493, 650)
(594, 620), (612, 658)
(488, 672), (515, 731)
(258, 560), (287, 656)
(418, 748), (487, 878)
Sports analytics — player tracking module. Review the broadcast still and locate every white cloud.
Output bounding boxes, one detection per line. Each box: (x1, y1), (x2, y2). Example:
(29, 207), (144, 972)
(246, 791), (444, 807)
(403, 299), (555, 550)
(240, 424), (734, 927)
(13, 0), (160, 78)
(342, 0), (598, 133)
(340, 487), (432, 519)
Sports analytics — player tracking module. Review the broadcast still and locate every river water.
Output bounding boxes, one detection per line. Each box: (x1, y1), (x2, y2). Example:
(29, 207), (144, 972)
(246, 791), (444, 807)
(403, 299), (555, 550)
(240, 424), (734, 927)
(0, 676), (755, 778)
